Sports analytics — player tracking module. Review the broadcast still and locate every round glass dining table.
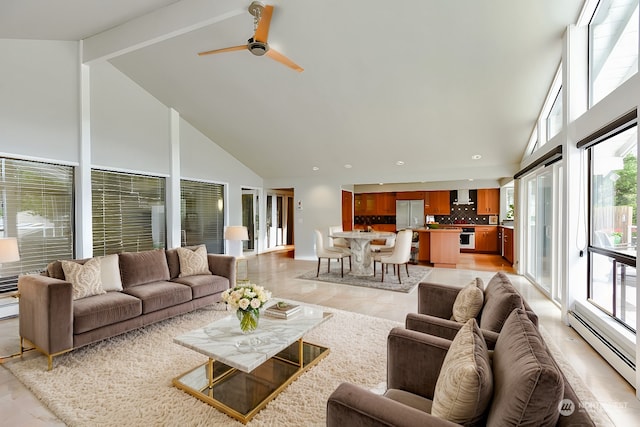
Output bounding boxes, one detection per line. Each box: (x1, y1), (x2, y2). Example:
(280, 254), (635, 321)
(330, 231), (395, 276)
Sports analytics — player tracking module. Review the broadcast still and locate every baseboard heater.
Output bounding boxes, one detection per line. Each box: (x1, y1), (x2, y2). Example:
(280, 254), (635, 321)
(568, 310), (636, 387)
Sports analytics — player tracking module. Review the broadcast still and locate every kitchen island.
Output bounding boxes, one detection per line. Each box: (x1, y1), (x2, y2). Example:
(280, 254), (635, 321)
(416, 228), (461, 268)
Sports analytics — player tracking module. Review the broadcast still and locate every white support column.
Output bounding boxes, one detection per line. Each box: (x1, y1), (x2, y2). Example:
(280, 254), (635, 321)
(167, 108), (181, 249)
(76, 42), (93, 258)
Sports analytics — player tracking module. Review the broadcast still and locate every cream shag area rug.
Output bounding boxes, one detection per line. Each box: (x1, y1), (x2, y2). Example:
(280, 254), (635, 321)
(5, 304), (399, 426)
(5, 304), (614, 426)
(298, 264), (432, 293)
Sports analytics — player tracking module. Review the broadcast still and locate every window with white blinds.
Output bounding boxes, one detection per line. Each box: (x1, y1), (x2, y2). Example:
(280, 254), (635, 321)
(181, 179), (225, 254)
(0, 158), (74, 279)
(92, 170), (166, 255)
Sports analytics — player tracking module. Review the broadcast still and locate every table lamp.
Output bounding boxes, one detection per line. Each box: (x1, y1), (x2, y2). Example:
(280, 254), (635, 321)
(224, 226), (249, 258)
(0, 237), (20, 263)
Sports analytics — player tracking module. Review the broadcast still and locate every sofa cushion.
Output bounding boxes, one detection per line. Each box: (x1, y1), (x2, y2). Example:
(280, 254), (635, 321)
(480, 272), (523, 332)
(172, 274), (229, 299)
(165, 245), (202, 279)
(451, 279), (484, 323)
(432, 319), (493, 426)
(98, 254), (123, 292)
(47, 258), (89, 280)
(487, 308), (563, 427)
(119, 250), (170, 289)
(177, 245), (212, 277)
(61, 258), (106, 300)
(73, 292), (142, 334)
(123, 281), (192, 314)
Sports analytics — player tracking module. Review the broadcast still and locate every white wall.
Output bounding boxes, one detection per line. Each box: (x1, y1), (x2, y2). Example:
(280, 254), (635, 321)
(179, 117), (263, 226)
(90, 62), (170, 174)
(0, 39), (264, 256)
(266, 176), (344, 260)
(0, 40), (79, 163)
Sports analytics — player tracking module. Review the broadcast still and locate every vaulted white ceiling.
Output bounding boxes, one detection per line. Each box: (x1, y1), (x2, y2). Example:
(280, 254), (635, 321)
(0, 0), (584, 185)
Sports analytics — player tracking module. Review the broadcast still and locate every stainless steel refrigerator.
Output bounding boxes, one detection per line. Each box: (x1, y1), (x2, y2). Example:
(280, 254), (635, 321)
(395, 200), (424, 230)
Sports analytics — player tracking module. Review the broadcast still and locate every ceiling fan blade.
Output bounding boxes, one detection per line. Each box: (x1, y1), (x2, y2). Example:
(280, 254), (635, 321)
(198, 45), (246, 56)
(266, 49), (304, 72)
(254, 5), (273, 43)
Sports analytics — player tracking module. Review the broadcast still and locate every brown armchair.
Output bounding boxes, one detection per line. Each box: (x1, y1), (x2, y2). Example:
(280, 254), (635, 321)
(410, 272), (538, 343)
(327, 309), (595, 427)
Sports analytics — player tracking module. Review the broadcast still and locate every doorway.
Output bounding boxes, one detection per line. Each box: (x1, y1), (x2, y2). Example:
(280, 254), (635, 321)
(242, 188), (259, 255)
(266, 189), (294, 250)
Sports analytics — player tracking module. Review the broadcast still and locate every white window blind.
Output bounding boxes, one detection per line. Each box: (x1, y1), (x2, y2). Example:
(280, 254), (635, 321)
(0, 158), (74, 280)
(92, 170), (166, 255)
(180, 179), (225, 254)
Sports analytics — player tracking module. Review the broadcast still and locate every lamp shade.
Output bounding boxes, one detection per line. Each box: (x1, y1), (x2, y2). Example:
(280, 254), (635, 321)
(224, 226), (249, 241)
(0, 237), (20, 263)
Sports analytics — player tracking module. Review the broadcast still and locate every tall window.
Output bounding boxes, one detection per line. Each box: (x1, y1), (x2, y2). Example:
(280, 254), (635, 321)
(0, 158), (74, 282)
(587, 122), (637, 330)
(92, 170), (166, 255)
(589, 0), (639, 106)
(546, 87), (563, 140)
(180, 179), (225, 254)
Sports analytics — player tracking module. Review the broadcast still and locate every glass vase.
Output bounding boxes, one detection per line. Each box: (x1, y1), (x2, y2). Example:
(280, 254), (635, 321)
(237, 308), (259, 333)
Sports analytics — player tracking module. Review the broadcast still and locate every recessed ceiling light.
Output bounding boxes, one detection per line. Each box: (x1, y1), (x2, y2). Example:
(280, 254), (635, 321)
(379, 183), (384, 185)
(312, 166), (319, 171)
(468, 178), (474, 181)
(471, 154), (482, 160)
(344, 164), (352, 169)
(396, 160), (405, 166)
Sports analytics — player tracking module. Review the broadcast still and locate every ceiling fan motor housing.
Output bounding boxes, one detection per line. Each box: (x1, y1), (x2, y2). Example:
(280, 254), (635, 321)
(248, 38), (269, 56)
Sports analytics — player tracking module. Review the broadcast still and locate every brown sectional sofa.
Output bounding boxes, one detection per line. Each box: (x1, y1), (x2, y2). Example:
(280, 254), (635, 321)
(18, 247), (235, 369)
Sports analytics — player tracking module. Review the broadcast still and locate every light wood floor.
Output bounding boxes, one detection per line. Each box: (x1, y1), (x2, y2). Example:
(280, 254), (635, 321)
(1, 251), (638, 426)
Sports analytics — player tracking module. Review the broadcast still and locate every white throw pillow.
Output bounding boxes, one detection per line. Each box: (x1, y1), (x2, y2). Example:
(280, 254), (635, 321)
(61, 258), (106, 300)
(99, 254), (123, 292)
(432, 319), (493, 425)
(177, 245), (212, 277)
(451, 279), (484, 323)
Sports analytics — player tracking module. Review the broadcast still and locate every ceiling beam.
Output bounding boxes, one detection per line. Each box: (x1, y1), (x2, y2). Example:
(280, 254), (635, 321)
(82, 0), (243, 64)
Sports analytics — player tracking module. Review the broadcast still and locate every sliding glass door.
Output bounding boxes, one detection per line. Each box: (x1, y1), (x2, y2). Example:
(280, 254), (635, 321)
(523, 164), (562, 302)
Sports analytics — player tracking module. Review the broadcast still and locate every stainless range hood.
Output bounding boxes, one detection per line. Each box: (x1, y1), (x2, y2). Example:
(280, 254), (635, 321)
(453, 189), (474, 205)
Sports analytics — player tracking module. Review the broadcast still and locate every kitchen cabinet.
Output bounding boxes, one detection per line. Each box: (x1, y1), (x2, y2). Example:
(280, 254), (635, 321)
(355, 193), (377, 215)
(503, 227), (514, 264)
(376, 192), (396, 214)
(396, 191), (425, 201)
(476, 188), (500, 215)
(424, 191), (450, 215)
(418, 230), (430, 261)
(475, 226), (499, 253)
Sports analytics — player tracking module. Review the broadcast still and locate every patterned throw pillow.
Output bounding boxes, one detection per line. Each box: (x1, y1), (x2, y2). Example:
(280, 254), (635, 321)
(61, 258), (106, 300)
(432, 319), (493, 426)
(451, 279), (484, 323)
(177, 245), (212, 277)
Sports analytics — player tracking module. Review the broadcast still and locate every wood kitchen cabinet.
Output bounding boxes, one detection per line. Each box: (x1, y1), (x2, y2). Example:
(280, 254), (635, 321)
(376, 192), (396, 214)
(476, 188), (500, 215)
(396, 191), (425, 201)
(475, 226), (499, 253)
(424, 191), (451, 215)
(503, 227), (514, 264)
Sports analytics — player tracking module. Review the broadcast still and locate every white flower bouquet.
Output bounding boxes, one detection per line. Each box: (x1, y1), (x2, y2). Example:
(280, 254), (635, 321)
(221, 283), (272, 332)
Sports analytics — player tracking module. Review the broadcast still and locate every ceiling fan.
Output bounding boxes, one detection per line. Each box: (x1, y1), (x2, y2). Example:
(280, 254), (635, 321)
(198, 1), (304, 72)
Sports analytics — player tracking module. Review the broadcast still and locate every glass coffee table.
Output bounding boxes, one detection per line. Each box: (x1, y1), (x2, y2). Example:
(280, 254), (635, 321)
(172, 304), (332, 424)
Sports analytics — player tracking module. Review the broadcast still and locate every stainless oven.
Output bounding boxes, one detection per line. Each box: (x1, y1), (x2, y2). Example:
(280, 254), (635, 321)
(460, 227), (475, 249)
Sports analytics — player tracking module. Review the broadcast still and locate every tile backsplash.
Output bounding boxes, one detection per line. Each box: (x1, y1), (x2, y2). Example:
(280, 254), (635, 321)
(435, 204), (490, 225)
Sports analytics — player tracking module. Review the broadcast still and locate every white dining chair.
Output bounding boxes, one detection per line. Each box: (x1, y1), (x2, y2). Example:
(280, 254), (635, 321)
(373, 229), (412, 284)
(315, 229), (351, 277)
(328, 225), (350, 251)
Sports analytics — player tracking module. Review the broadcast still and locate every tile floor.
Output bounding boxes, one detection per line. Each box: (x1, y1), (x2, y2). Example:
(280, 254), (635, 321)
(1, 250), (638, 426)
